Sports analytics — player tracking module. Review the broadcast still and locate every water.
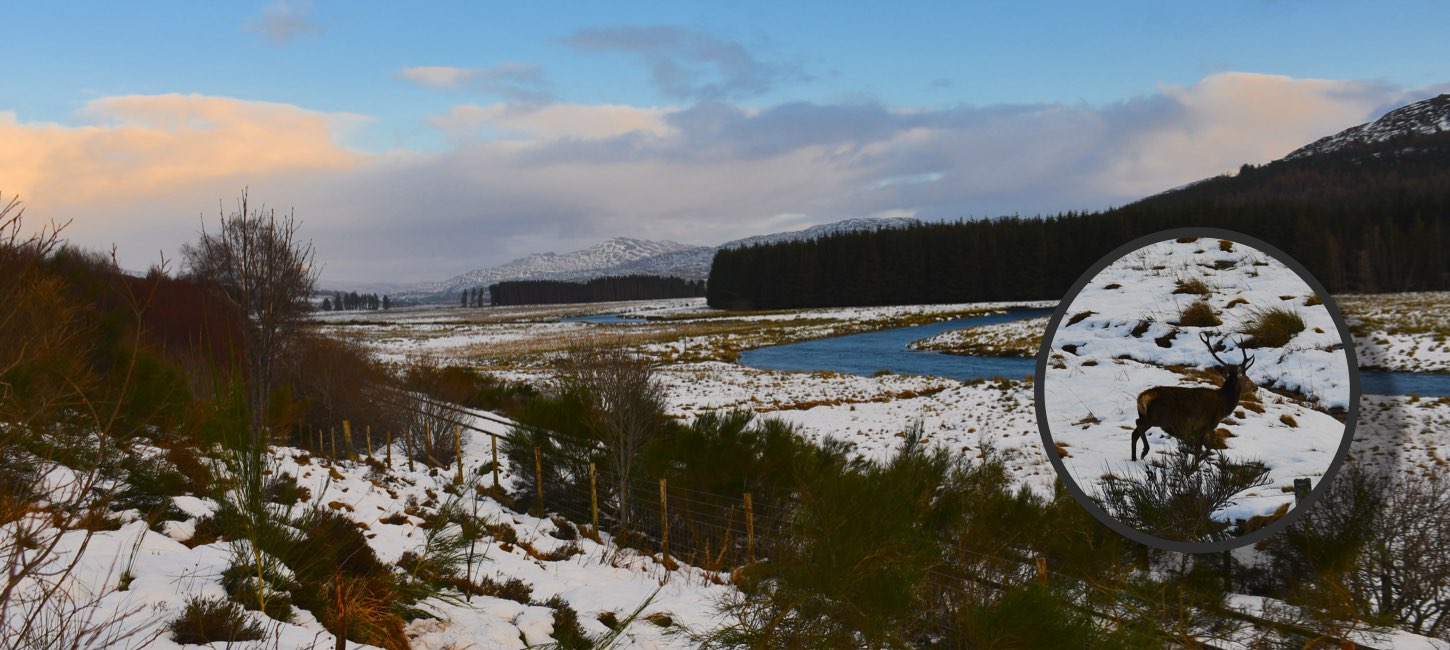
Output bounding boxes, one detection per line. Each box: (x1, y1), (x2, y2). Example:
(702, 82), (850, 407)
(738, 309), (1051, 382)
(1361, 371), (1450, 397)
(560, 308), (1450, 396)
(562, 313), (640, 325)
(732, 308), (1450, 397)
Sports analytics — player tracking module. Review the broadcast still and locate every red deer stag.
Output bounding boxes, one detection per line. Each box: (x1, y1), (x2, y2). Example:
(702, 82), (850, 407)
(1129, 332), (1254, 462)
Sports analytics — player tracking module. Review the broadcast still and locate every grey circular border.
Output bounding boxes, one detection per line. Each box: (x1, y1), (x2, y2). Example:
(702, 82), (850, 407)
(1033, 227), (1361, 553)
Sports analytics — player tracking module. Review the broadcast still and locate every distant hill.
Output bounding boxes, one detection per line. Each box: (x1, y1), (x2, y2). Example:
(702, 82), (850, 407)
(397, 217), (918, 303)
(708, 94), (1450, 309)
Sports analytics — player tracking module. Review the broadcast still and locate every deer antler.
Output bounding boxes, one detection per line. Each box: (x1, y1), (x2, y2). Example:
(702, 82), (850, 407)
(1199, 331), (1230, 366)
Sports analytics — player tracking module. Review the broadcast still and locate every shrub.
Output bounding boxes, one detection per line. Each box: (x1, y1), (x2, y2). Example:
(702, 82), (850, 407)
(1241, 306), (1306, 348)
(265, 472), (308, 506)
(1096, 447), (1271, 543)
(546, 595), (591, 649)
(476, 575), (533, 604)
(168, 596), (266, 644)
(1219, 239), (1234, 252)
(221, 560), (297, 622)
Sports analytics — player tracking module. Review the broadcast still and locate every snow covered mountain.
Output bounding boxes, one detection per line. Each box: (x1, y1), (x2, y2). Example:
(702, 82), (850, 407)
(721, 217), (919, 250)
(1284, 93), (1450, 160)
(404, 217), (920, 302)
(568, 217), (921, 284)
(414, 237), (699, 297)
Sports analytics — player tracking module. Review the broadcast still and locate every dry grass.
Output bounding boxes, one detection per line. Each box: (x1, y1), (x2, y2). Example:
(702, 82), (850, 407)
(1241, 306), (1306, 348)
(1176, 301), (1222, 327)
(168, 596), (265, 645)
(1173, 277), (1212, 296)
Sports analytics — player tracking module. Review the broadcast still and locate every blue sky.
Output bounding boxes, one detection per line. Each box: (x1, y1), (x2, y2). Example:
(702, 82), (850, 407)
(3, 2), (1447, 284)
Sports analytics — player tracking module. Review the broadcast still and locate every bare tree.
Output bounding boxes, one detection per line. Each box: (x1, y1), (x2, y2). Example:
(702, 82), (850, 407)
(183, 189), (317, 444)
(558, 340), (667, 529)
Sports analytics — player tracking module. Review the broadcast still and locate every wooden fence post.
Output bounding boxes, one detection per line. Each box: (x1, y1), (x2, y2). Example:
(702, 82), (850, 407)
(329, 426), (337, 461)
(491, 435), (499, 490)
(590, 463), (599, 536)
(385, 430), (392, 466)
(343, 421), (357, 462)
(405, 430), (415, 473)
(1294, 478), (1312, 504)
(365, 425), (373, 461)
(1036, 556), (1048, 586)
(660, 478), (670, 569)
(533, 447), (545, 512)
(454, 426), (464, 485)
(423, 423), (435, 468)
(744, 492), (755, 564)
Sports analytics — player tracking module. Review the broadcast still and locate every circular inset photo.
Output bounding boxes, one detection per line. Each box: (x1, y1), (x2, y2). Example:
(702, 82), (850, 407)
(1035, 229), (1358, 552)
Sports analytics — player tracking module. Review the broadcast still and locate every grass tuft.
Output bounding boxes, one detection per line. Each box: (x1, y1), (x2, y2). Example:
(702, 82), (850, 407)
(1241, 306), (1306, 348)
(1218, 239), (1234, 252)
(169, 596), (265, 645)
(1176, 301), (1221, 327)
(1173, 277), (1212, 296)
(1066, 311), (1095, 327)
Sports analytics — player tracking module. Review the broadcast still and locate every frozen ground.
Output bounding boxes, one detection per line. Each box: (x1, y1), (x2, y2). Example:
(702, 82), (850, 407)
(1341, 292), (1450, 373)
(7, 409), (731, 650)
(1042, 237), (1353, 528)
(13, 290), (1450, 648)
(911, 316), (1049, 357)
(916, 292), (1450, 376)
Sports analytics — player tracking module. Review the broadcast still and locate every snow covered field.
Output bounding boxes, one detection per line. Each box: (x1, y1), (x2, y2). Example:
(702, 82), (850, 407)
(7, 409), (731, 650)
(1042, 237), (1353, 535)
(1341, 292), (1450, 373)
(12, 290), (1450, 647)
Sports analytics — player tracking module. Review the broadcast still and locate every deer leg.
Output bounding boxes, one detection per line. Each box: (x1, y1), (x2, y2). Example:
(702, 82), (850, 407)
(1130, 420), (1149, 461)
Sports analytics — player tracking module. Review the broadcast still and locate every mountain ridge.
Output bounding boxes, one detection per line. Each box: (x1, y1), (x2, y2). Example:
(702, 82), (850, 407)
(395, 217), (919, 302)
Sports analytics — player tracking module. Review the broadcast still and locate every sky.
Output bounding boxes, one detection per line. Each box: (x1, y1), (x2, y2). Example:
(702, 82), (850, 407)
(3, 2), (1449, 287)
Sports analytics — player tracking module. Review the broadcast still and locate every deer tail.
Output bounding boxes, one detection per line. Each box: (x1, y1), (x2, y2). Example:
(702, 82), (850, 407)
(1136, 391), (1156, 416)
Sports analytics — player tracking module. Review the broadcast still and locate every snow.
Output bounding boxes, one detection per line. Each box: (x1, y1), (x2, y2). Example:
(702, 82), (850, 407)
(5, 407), (731, 649)
(1340, 292), (1450, 373)
(11, 286), (1450, 646)
(1042, 238), (1354, 528)
(1285, 94), (1450, 160)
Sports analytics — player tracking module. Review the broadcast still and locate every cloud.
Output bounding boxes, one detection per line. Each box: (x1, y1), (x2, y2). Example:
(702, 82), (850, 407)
(562, 26), (806, 101)
(427, 102), (671, 140)
(246, 1), (320, 44)
(398, 63), (554, 104)
(1, 73), (1434, 285)
(0, 94), (365, 269)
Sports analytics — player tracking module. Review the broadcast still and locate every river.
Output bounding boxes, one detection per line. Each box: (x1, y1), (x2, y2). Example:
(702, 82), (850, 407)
(565, 309), (1450, 397)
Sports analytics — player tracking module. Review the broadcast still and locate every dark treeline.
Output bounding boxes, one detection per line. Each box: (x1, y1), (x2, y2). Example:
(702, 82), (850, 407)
(708, 137), (1450, 309)
(489, 274), (706, 306)
(321, 290), (390, 311)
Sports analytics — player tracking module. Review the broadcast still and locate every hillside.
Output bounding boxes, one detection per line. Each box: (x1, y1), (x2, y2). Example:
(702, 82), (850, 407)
(708, 94), (1450, 309)
(397, 217), (919, 304)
